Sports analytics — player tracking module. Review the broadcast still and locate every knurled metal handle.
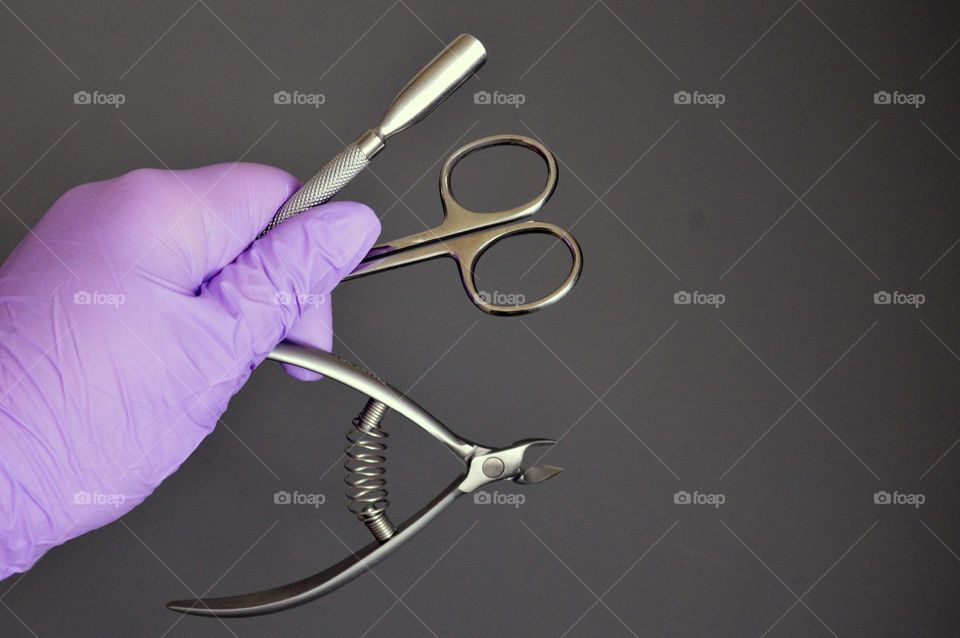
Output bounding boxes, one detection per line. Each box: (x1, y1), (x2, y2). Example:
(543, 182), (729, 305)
(258, 143), (369, 238)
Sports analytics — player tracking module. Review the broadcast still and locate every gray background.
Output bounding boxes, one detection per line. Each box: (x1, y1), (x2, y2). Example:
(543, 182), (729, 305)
(1, 1), (959, 636)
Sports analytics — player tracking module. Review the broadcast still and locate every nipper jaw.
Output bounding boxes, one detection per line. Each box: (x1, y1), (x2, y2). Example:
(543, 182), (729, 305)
(459, 439), (562, 493)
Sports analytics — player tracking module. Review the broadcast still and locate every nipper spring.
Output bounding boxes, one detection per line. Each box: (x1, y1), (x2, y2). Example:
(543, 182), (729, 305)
(344, 398), (396, 542)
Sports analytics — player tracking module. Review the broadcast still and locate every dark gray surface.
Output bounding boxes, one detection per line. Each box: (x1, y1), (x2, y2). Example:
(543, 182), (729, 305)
(2, 1), (959, 636)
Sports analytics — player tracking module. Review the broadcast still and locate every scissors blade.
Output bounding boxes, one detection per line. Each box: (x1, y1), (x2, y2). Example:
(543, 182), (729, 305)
(515, 464), (563, 485)
(344, 236), (451, 280)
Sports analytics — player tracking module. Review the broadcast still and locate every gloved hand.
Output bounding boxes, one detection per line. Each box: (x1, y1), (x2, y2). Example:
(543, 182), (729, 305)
(0, 163), (380, 580)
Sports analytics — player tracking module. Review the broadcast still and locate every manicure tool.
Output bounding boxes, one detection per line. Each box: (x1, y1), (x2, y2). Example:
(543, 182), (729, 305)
(168, 34), (573, 616)
(261, 33), (583, 316)
(168, 343), (562, 616)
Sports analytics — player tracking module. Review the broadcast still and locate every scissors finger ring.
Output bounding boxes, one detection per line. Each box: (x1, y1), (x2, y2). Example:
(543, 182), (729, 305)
(345, 134), (584, 315)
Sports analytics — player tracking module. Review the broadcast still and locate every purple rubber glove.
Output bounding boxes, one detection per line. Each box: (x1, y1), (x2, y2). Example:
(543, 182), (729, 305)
(0, 163), (380, 580)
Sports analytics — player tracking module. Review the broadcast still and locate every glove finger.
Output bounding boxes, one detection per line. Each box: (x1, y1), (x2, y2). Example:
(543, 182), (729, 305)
(281, 300), (333, 381)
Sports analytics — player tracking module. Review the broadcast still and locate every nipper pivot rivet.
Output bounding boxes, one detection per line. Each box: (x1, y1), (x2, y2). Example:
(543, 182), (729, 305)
(482, 458), (505, 478)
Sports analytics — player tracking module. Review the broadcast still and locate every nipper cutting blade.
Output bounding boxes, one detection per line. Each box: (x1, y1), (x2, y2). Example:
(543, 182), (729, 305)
(505, 439), (562, 485)
(516, 464), (563, 485)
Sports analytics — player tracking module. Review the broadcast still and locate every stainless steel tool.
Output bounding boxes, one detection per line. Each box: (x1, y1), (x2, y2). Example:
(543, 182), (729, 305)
(260, 33), (486, 235)
(260, 34), (583, 315)
(344, 133), (582, 315)
(167, 343), (562, 617)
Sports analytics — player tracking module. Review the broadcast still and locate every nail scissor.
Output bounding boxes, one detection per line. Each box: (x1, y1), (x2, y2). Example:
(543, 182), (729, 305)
(343, 134), (582, 315)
